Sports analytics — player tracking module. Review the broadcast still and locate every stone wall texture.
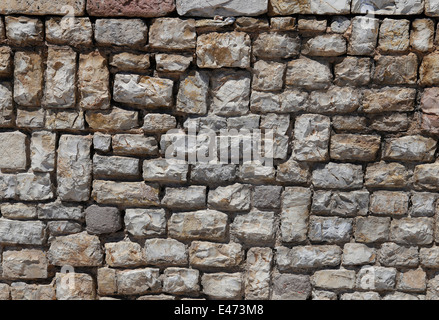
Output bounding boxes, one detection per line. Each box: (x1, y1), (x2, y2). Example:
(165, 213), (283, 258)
(2, 0), (439, 300)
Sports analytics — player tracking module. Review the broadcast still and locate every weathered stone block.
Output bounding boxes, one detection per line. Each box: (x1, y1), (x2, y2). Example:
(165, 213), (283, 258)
(149, 18), (196, 50)
(370, 191), (409, 216)
(95, 19), (148, 47)
(88, 0), (175, 17)
(5, 16), (43, 46)
(0, 0), (85, 15)
(2, 249), (48, 279)
(362, 87), (416, 113)
(343, 243), (376, 266)
(378, 18), (410, 53)
(365, 162), (409, 189)
(189, 241), (243, 269)
(286, 58), (332, 90)
(308, 216), (353, 243)
(382, 135), (436, 162)
(379, 243), (419, 267)
(231, 210), (276, 246)
(202, 273), (243, 300)
(245, 247), (272, 300)
(92, 181), (159, 207)
(355, 216), (391, 243)
(334, 57), (371, 86)
(312, 269), (356, 290)
(277, 245), (342, 271)
(348, 17), (379, 56)
(330, 134), (380, 161)
(177, 0), (267, 16)
(373, 54), (418, 85)
(302, 34), (347, 56)
(253, 32), (300, 59)
(162, 268), (200, 296)
(0, 131), (27, 170)
(270, 0), (350, 15)
(144, 238), (188, 266)
(46, 17), (92, 47)
(281, 187), (311, 243)
(390, 218), (434, 245)
(14, 51), (43, 107)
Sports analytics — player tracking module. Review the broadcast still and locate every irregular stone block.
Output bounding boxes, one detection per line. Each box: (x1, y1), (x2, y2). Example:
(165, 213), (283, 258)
(370, 113), (409, 132)
(149, 18), (196, 50)
(272, 273), (311, 300)
(308, 87), (360, 114)
(16, 173), (53, 201)
(14, 51), (43, 107)
(0, 82), (13, 127)
(330, 134), (380, 161)
(308, 216), (353, 243)
(311, 190), (369, 217)
(177, 0), (267, 16)
(47, 221), (82, 236)
(286, 57), (332, 90)
(93, 155), (140, 179)
(253, 60), (285, 92)
(105, 241), (144, 268)
(95, 19), (148, 47)
(31, 131), (56, 173)
(2, 249), (48, 279)
(397, 269), (427, 293)
(197, 32), (251, 69)
(355, 217), (391, 243)
(365, 162), (409, 189)
(190, 163), (237, 184)
(231, 210), (276, 246)
(116, 268), (161, 296)
(143, 114), (176, 133)
(45, 110), (85, 131)
(176, 71), (209, 115)
(86, 107), (138, 132)
(156, 54), (192, 73)
(343, 243), (376, 266)
(370, 191), (409, 216)
(162, 186), (206, 210)
(269, 0), (350, 15)
(253, 32), (300, 59)
(92, 180), (159, 207)
(420, 247), (439, 268)
(379, 243), (419, 267)
(208, 183), (251, 212)
(46, 17), (92, 47)
(189, 241), (243, 269)
(302, 34), (347, 56)
(414, 163), (439, 190)
(0, 131), (27, 170)
(411, 192), (438, 217)
(125, 208), (166, 238)
(55, 273), (95, 300)
(356, 266), (397, 291)
(1, 203), (37, 220)
(37, 201), (83, 221)
(245, 247), (272, 300)
(348, 17), (379, 56)
(163, 268), (200, 296)
(112, 134), (157, 156)
(390, 218), (434, 245)
(110, 53), (150, 73)
(373, 54), (418, 85)
(420, 52), (439, 86)
(277, 245), (342, 271)
(334, 57), (371, 86)
(351, 0), (424, 14)
(382, 135), (436, 162)
(57, 135), (92, 202)
(312, 163), (363, 190)
(113, 74), (173, 108)
(88, 0), (175, 17)
(144, 238), (188, 266)
(411, 19), (435, 52)
(0, 0), (85, 15)
(202, 273), (243, 300)
(281, 187), (311, 243)
(378, 18), (410, 53)
(48, 232), (103, 267)
(5, 16), (43, 46)
(10, 283), (55, 300)
(312, 269), (356, 290)
(85, 205), (122, 235)
(78, 51), (110, 110)
(362, 87), (416, 113)
(168, 210), (228, 242)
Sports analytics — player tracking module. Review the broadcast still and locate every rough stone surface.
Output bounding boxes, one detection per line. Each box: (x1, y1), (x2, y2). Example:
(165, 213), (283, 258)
(88, 0), (175, 17)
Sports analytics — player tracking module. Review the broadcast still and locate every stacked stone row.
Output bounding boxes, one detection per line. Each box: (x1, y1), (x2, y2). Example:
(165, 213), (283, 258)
(2, 0), (439, 300)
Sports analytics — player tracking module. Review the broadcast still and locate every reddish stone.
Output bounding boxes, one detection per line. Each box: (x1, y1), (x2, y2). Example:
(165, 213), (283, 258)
(421, 88), (439, 115)
(87, 0), (175, 17)
(422, 113), (439, 135)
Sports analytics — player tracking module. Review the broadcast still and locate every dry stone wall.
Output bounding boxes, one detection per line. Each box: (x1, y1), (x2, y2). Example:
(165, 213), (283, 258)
(2, 0), (439, 300)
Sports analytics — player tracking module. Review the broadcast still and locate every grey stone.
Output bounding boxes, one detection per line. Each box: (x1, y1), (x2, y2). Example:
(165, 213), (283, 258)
(379, 243), (419, 267)
(144, 238), (188, 267)
(312, 163), (363, 190)
(176, 0), (268, 17)
(0, 219), (45, 245)
(85, 205), (122, 235)
(124, 208), (166, 238)
(308, 216), (353, 243)
(272, 273), (311, 300)
(95, 19), (148, 47)
(277, 245), (342, 271)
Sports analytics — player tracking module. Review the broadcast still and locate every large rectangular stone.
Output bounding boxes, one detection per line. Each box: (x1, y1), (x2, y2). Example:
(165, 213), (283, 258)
(14, 51), (43, 107)
(293, 114), (330, 162)
(178, 0), (267, 16)
(88, 0), (175, 17)
(0, 219), (45, 245)
(281, 187), (311, 243)
(269, 0), (351, 15)
(351, 0), (424, 14)
(92, 181), (159, 207)
(312, 163), (364, 190)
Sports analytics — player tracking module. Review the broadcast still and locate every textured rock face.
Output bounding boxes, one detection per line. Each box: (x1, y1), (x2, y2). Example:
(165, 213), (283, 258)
(3, 0), (439, 301)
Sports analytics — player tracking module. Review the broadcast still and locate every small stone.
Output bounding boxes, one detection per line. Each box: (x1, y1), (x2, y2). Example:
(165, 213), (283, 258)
(14, 51), (43, 107)
(411, 192), (438, 217)
(253, 32), (300, 59)
(46, 17), (92, 47)
(57, 135), (92, 202)
(16, 172), (53, 201)
(330, 16), (350, 33)
(356, 266), (397, 291)
(297, 18), (327, 33)
(286, 57), (332, 90)
(202, 273), (243, 300)
(2, 249), (48, 279)
(276, 158), (310, 184)
(191, 164), (237, 184)
(330, 134), (380, 161)
(373, 54), (418, 85)
(92, 155), (140, 179)
(95, 19), (147, 47)
(312, 163), (363, 190)
(197, 32), (251, 69)
(365, 162), (409, 189)
(397, 269), (427, 293)
(92, 181), (159, 207)
(116, 268), (161, 296)
(231, 210), (276, 246)
(253, 185), (282, 209)
(370, 191), (409, 216)
(348, 17), (379, 56)
(155, 54), (192, 73)
(334, 57), (371, 86)
(48, 232), (103, 267)
(78, 51), (110, 110)
(124, 208), (166, 238)
(411, 19), (435, 52)
(270, 0), (350, 15)
(113, 134), (158, 156)
(245, 247), (272, 300)
(312, 269), (356, 290)
(114, 74), (173, 108)
(45, 110), (85, 131)
(308, 216), (353, 243)
(163, 268), (200, 296)
(362, 87), (416, 113)
(55, 273), (95, 300)
(276, 245), (342, 271)
(0, 131), (27, 170)
(378, 18), (410, 53)
(235, 17), (269, 31)
(382, 135), (436, 162)
(149, 18), (195, 50)
(370, 113), (409, 132)
(162, 186), (206, 210)
(5, 16), (43, 45)
(281, 187), (311, 243)
(0, 284), (9, 300)
(0, 174), (17, 200)
(16, 108), (45, 129)
(343, 243), (376, 266)
(271, 17), (296, 31)
(189, 241), (243, 270)
(302, 34), (346, 56)
(176, 71), (209, 115)
(144, 238), (188, 267)
(0, 47), (11, 77)
(210, 70), (251, 116)
(307, 87), (361, 114)
(0, 82), (13, 127)
(110, 53), (150, 73)
(351, 0), (423, 14)
(355, 217), (391, 243)
(420, 52), (439, 86)
(414, 164), (439, 191)
(391, 218), (434, 245)
(379, 243), (419, 267)
(85, 205), (121, 235)
(93, 132), (111, 152)
(272, 273), (311, 300)
(143, 114), (176, 133)
(312, 190), (369, 217)
(312, 290), (338, 300)
(332, 115), (367, 132)
(420, 247), (439, 268)
(10, 283), (55, 300)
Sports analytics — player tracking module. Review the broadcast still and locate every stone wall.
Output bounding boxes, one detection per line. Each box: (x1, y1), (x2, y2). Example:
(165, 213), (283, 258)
(1, 0), (439, 300)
